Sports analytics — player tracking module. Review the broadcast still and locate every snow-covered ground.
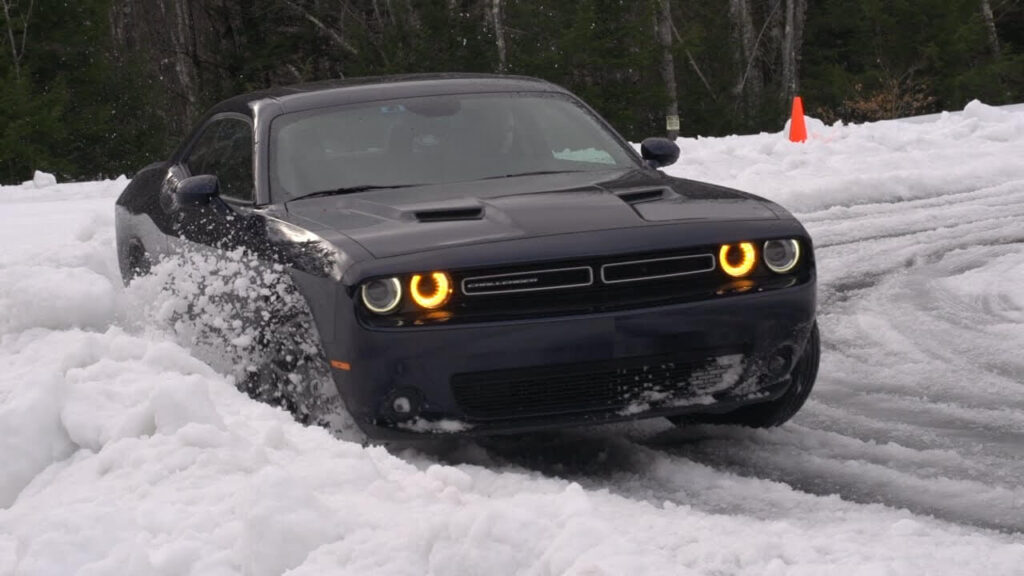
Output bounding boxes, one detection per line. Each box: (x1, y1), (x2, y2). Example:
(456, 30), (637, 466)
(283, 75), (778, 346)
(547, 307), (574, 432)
(2, 101), (1023, 575)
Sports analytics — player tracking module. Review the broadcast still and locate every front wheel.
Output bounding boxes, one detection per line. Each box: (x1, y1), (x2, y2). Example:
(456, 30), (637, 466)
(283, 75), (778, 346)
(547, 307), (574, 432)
(239, 289), (340, 427)
(676, 323), (820, 428)
(122, 240), (152, 285)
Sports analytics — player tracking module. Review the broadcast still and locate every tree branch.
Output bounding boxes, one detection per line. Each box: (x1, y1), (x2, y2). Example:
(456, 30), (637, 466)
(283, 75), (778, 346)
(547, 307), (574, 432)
(279, 0), (358, 56)
(1, 0), (21, 81)
(738, 0), (782, 95)
(16, 0), (30, 67)
(669, 20), (718, 102)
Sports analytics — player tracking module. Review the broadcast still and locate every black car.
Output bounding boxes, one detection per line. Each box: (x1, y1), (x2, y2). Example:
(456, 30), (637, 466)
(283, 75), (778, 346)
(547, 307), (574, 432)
(115, 73), (819, 439)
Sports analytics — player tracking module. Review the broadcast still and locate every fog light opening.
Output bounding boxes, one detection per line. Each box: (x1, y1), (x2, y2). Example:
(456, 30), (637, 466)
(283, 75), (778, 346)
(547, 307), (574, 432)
(392, 396), (412, 414)
(766, 346), (796, 379)
(385, 388), (423, 422)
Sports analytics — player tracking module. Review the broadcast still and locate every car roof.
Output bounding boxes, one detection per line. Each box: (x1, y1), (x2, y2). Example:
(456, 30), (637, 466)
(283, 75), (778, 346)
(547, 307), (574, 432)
(207, 73), (568, 117)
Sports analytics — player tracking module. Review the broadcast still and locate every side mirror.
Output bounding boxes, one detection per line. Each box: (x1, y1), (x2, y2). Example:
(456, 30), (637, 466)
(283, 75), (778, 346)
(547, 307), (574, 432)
(640, 137), (680, 169)
(175, 174), (220, 207)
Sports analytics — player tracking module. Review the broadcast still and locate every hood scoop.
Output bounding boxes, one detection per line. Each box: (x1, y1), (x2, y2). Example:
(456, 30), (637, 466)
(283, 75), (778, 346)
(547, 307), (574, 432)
(413, 207), (485, 222)
(614, 187), (673, 205)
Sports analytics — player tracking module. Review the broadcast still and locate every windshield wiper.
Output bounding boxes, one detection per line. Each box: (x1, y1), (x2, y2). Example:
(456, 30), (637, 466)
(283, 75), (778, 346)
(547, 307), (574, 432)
(481, 169), (587, 180)
(290, 183), (423, 202)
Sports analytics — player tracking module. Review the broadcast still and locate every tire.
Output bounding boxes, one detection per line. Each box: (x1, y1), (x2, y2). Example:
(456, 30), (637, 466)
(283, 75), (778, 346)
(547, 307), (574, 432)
(237, 283), (341, 428)
(676, 322), (820, 428)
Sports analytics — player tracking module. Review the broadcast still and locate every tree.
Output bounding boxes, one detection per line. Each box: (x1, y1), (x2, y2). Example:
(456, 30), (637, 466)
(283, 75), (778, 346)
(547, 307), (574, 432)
(655, 0), (679, 138)
(729, 0), (761, 113)
(489, 0), (507, 73)
(3, 0), (1024, 183)
(780, 0), (807, 104)
(0, 0), (31, 81)
(0, 0), (168, 183)
(980, 0), (1001, 57)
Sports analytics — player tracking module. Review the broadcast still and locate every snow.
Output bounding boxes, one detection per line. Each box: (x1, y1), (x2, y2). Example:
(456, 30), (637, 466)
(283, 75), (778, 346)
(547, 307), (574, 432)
(24, 171), (57, 189)
(2, 101), (1024, 574)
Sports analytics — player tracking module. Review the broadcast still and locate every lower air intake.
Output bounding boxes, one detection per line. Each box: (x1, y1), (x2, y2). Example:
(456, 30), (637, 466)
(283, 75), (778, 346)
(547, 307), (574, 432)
(451, 352), (744, 420)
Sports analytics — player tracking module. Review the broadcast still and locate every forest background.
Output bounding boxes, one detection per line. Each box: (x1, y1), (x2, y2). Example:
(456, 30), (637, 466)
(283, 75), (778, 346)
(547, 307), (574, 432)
(1, 0), (1022, 184)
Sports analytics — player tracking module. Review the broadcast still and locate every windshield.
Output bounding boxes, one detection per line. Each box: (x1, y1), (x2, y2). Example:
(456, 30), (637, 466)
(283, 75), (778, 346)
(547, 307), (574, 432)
(270, 92), (639, 201)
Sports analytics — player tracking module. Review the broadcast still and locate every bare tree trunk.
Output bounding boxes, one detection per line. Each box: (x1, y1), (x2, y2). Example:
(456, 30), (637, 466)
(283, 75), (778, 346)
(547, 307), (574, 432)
(490, 0), (507, 73)
(403, 0), (421, 30)
(0, 0), (19, 81)
(667, 19), (717, 102)
(781, 0), (806, 104)
(729, 0), (760, 107)
(171, 0), (200, 120)
(1, 0), (33, 81)
(655, 0), (679, 138)
(980, 0), (1001, 57)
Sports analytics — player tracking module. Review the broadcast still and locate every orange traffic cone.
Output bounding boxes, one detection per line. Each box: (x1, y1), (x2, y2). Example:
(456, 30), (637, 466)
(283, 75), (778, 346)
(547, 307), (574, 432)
(789, 96), (807, 143)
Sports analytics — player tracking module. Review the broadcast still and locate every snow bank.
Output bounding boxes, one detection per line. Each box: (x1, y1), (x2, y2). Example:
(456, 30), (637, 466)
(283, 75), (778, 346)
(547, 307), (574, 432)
(667, 100), (1024, 214)
(24, 171), (57, 189)
(665, 101), (1024, 536)
(2, 102), (1024, 575)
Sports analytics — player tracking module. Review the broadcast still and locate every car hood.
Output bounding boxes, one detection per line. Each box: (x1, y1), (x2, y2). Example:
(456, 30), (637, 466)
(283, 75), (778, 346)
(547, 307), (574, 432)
(284, 169), (781, 258)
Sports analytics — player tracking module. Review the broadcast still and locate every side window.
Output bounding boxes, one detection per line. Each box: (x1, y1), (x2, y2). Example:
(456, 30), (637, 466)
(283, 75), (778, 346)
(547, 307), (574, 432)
(186, 124), (221, 177)
(217, 121), (255, 202)
(184, 118), (255, 203)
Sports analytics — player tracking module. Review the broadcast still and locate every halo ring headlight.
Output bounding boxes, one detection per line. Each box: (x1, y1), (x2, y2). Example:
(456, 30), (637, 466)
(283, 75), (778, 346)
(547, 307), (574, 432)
(719, 242), (757, 277)
(361, 277), (402, 314)
(763, 239), (801, 274)
(410, 272), (451, 309)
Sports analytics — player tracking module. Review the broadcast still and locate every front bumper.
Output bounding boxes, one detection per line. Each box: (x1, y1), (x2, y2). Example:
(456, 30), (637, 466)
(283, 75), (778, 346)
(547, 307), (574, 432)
(324, 275), (816, 439)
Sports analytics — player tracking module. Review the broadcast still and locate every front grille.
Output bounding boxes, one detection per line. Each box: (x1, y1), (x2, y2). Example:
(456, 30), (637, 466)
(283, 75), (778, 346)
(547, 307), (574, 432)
(600, 254), (715, 284)
(447, 247), (728, 322)
(462, 266), (593, 295)
(451, 352), (744, 420)
(359, 242), (812, 328)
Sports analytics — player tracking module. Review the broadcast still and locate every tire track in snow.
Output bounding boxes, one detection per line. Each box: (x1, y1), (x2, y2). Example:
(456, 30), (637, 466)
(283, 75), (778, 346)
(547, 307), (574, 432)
(448, 174), (1024, 535)
(633, 177), (1024, 533)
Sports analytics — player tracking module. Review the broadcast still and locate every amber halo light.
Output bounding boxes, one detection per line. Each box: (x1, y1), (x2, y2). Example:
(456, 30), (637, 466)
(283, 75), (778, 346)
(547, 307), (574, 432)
(719, 242), (757, 277)
(410, 272), (452, 309)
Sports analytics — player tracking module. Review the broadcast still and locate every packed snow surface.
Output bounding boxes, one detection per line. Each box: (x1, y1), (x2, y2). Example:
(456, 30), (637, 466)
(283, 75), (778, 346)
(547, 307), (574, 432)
(2, 100), (1023, 574)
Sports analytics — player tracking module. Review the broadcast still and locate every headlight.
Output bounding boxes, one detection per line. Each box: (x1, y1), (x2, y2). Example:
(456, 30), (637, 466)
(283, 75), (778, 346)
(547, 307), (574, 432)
(410, 272), (451, 309)
(763, 239), (801, 273)
(719, 242), (757, 277)
(361, 277), (402, 314)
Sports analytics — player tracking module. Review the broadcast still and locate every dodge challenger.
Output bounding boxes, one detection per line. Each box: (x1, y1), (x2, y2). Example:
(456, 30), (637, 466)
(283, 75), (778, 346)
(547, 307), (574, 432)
(115, 73), (819, 439)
